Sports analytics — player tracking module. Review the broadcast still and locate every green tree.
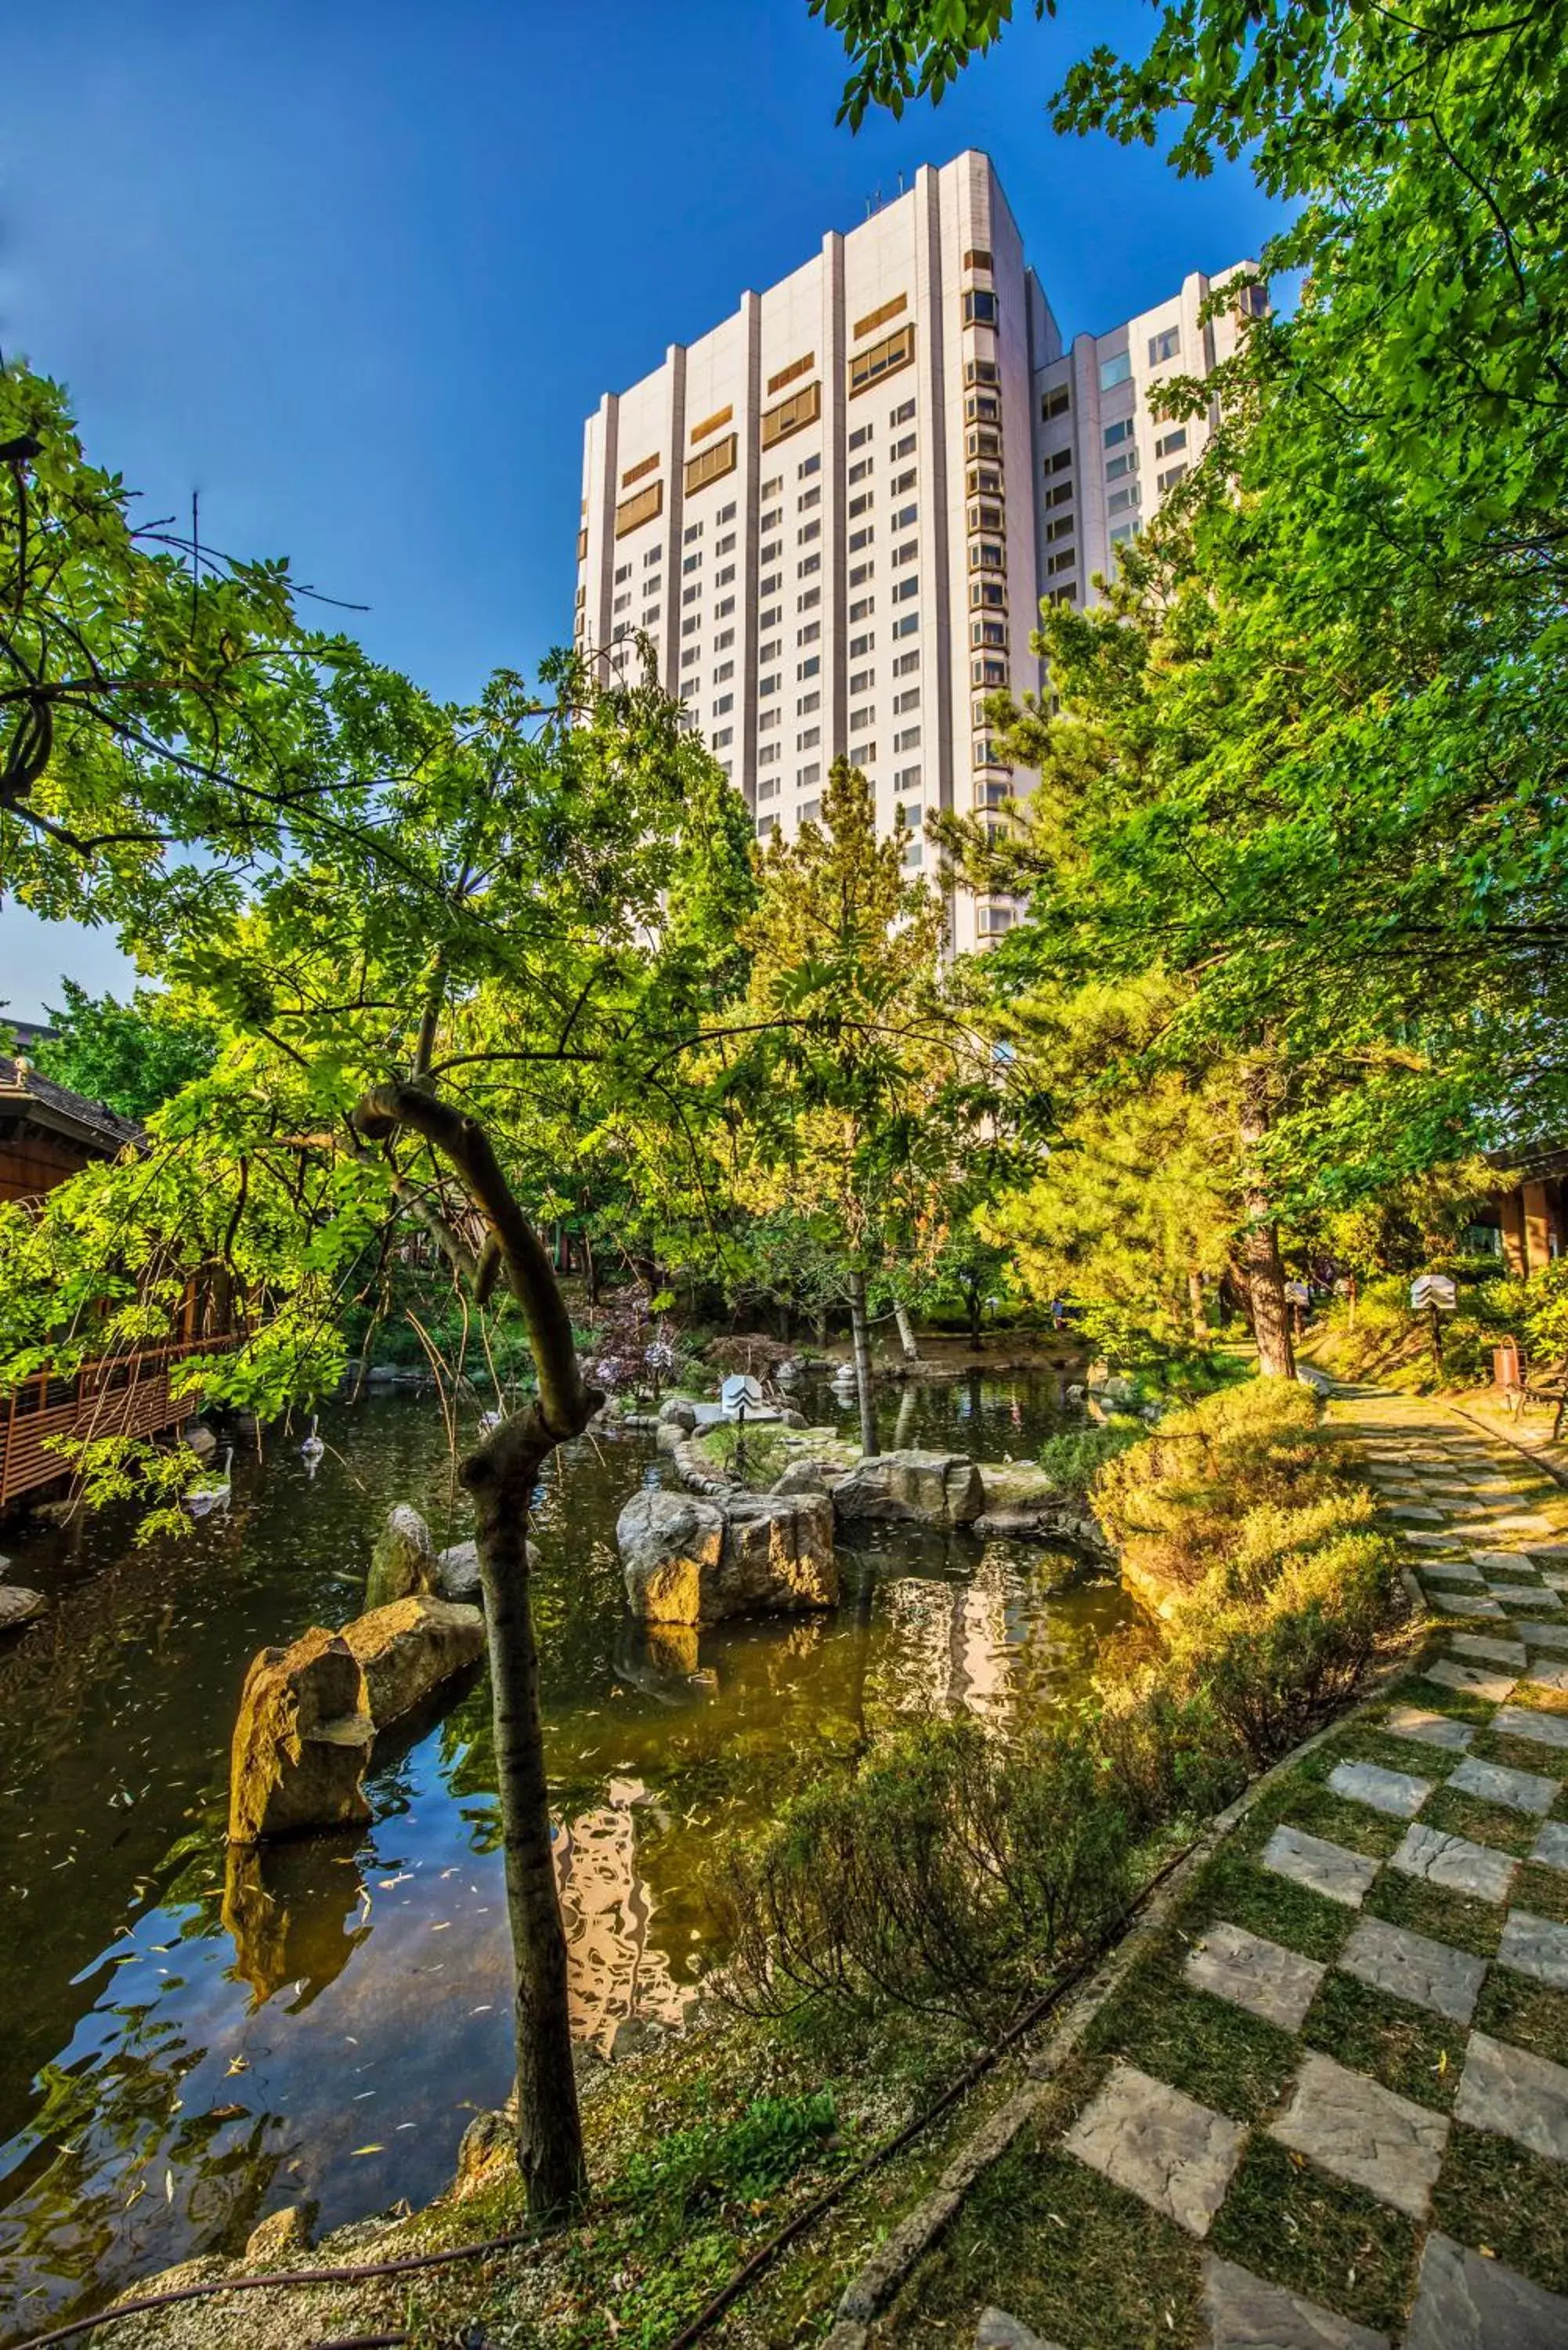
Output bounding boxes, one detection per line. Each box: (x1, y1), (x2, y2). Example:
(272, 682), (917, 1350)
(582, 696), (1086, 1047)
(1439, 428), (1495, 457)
(27, 978), (215, 1120)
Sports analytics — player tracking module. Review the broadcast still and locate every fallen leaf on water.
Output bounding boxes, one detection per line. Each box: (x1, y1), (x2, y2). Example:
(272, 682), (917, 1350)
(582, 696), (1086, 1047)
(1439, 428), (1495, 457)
(226, 2056), (249, 2075)
(350, 2144), (385, 2156)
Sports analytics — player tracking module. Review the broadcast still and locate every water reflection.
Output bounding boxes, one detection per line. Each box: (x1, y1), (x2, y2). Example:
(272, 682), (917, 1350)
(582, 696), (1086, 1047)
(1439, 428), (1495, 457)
(0, 1368), (1118, 2340)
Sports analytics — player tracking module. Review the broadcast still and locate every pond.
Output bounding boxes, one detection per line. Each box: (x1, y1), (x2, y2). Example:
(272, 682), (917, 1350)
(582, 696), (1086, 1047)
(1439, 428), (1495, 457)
(0, 1368), (1134, 2341)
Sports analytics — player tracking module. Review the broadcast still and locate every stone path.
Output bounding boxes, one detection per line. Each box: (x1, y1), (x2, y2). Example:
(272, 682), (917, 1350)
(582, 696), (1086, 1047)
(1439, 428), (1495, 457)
(962, 1384), (1568, 2350)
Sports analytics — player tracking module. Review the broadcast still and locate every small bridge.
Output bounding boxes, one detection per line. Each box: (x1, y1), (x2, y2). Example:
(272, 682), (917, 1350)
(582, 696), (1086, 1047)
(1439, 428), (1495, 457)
(0, 1336), (236, 1513)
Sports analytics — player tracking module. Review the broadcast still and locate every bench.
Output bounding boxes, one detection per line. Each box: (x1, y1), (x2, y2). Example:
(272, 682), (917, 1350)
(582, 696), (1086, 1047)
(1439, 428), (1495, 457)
(1505, 1351), (1568, 1441)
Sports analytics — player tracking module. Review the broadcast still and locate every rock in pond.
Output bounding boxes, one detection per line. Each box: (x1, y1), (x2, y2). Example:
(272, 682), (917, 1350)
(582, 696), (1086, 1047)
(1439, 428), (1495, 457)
(977, 1462), (1060, 1516)
(366, 1501), (437, 1608)
(658, 1396), (699, 1432)
(228, 1629), (374, 1843)
(0, 1583), (45, 1633)
(617, 1487), (836, 1625)
(435, 1538), (482, 1603)
(831, 1448), (985, 1528)
(342, 1595), (485, 1727)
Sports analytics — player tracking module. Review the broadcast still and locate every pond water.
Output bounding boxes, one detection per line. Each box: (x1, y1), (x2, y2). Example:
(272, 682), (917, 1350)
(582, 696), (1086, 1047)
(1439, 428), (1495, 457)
(0, 1368), (1133, 2340)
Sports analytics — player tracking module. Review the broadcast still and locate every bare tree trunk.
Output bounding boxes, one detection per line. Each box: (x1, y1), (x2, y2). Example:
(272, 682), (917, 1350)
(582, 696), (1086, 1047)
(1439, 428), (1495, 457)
(892, 1298), (919, 1365)
(1188, 1268), (1209, 1342)
(847, 1267), (880, 1458)
(1238, 1065), (1295, 1381)
(355, 1081), (600, 2222)
(967, 1282), (985, 1350)
(894, 1380), (918, 1448)
(464, 1417), (586, 2217)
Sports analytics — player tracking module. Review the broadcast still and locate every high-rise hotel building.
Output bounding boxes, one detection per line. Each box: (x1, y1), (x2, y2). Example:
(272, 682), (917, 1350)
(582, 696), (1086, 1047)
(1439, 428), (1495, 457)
(574, 150), (1262, 953)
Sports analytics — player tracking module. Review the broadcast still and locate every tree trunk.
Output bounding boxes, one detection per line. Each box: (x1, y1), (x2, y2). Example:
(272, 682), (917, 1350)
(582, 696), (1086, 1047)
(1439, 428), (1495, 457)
(892, 1298), (919, 1365)
(967, 1282), (984, 1350)
(847, 1268), (880, 1458)
(1237, 1066), (1295, 1380)
(464, 1416), (586, 2218)
(894, 1380), (919, 1448)
(581, 1228), (599, 1307)
(1187, 1268), (1209, 1342)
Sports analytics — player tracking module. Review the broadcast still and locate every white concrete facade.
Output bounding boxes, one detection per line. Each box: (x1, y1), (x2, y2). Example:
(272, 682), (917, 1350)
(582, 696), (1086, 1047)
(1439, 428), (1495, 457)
(575, 151), (1260, 953)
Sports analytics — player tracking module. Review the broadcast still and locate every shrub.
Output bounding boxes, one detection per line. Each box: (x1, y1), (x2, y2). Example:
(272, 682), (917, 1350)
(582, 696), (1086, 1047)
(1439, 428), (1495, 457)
(695, 1421), (792, 1489)
(1091, 1378), (1324, 1593)
(614, 2091), (840, 2236)
(1036, 1419), (1141, 1495)
(714, 1718), (1134, 2036)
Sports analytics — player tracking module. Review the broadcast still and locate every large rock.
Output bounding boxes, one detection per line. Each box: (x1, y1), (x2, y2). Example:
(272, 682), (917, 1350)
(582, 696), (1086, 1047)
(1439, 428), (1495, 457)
(772, 1458), (826, 1497)
(435, 1539), (482, 1603)
(616, 1487), (836, 1625)
(658, 1397), (699, 1433)
(366, 1502), (436, 1608)
(721, 1493), (837, 1618)
(342, 1595), (485, 1728)
(228, 1629), (374, 1843)
(616, 1490), (726, 1623)
(0, 1583), (45, 1633)
(977, 1462), (1061, 1516)
(831, 1448), (985, 1528)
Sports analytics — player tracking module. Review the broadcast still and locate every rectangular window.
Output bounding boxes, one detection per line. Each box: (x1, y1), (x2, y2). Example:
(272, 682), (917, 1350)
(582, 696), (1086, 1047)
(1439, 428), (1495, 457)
(967, 428), (1002, 460)
(891, 468), (916, 495)
(962, 287), (999, 327)
(713, 725), (732, 748)
(797, 586), (821, 612)
(1100, 349), (1133, 391)
(798, 620), (821, 645)
(853, 291), (908, 341)
(1104, 419), (1133, 449)
(1041, 386), (1070, 421)
(849, 321), (916, 398)
(892, 613), (919, 638)
(797, 519), (821, 546)
(891, 398), (916, 425)
(684, 519), (703, 544)
(1106, 451), (1136, 481)
(760, 639), (779, 660)
(893, 648), (919, 675)
(799, 798), (821, 824)
(893, 503), (917, 530)
(761, 379), (822, 447)
(848, 456), (873, 486)
(798, 551), (822, 577)
(965, 357), (1000, 387)
(715, 564), (735, 587)
(850, 703), (874, 731)
(714, 692), (733, 714)
(849, 525), (873, 551)
(759, 674), (779, 696)
(965, 392), (1000, 424)
(963, 246), (992, 273)
(797, 656), (820, 679)
(894, 686), (920, 714)
(848, 421), (873, 452)
(797, 762), (821, 787)
(849, 561), (872, 588)
(681, 584), (699, 607)
(850, 595), (873, 622)
(757, 811), (778, 834)
(613, 593), (630, 614)
(851, 743), (875, 766)
(896, 766), (921, 792)
(758, 774), (779, 797)
(714, 660), (733, 683)
(848, 492), (872, 519)
(762, 475), (782, 497)
(1158, 462), (1187, 493)
(681, 616), (699, 638)
(1046, 515), (1074, 543)
(892, 540), (918, 569)
(1155, 426), (1188, 459)
(716, 595), (734, 618)
(1148, 325), (1181, 365)
(797, 689), (821, 714)
(1110, 521), (1137, 544)
(969, 540), (1005, 572)
(798, 486), (822, 515)
(1107, 484), (1141, 515)
(767, 351), (815, 396)
(797, 726), (820, 750)
(643, 604), (659, 624)
(1047, 548), (1075, 573)
(972, 657), (1006, 687)
(893, 575), (919, 602)
(621, 451), (659, 490)
(761, 507), (782, 532)
(761, 604), (781, 627)
(683, 552), (702, 574)
(970, 620), (1005, 649)
(761, 573), (781, 596)
(714, 627), (734, 651)
(759, 741), (780, 763)
(968, 501), (1004, 533)
(1047, 480), (1073, 509)
(970, 579), (1004, 609)
(615, 561), (632, 584)
(614, 479), (663, 538)
(761, 541), (781, 566)
(1048, 448), (1072, 474)
(892, 430), (916, 458)
(850, 668), (873, 694)
(894, 726), (920, 752)
(715, 533), (735, 557)
(1050, 584), (1078, 606)
(850, 631), (873, 657)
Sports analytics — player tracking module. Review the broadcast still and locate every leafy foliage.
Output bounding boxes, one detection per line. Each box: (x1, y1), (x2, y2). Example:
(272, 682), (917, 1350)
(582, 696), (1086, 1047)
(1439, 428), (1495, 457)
(27, 978), (215, 1120)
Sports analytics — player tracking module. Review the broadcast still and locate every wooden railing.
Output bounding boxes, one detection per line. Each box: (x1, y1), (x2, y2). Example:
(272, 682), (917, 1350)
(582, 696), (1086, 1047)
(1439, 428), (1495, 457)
(0, 1336), (237, 1510)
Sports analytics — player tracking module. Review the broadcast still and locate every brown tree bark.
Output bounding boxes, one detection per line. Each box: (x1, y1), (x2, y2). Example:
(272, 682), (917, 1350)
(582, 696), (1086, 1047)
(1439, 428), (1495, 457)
(355, 1082), (598, 2221)
(847, 1267), (880, 1457)
(1237, 1065), (1295, 1381)
(892, 1298), (920, 1365)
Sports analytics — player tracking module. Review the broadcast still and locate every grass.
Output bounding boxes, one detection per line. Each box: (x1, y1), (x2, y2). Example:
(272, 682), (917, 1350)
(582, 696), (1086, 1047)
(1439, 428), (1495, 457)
(1474, 1968), (1568, 2065)
(1208, 2137), (1421, 2337)
(1363, 1867), (1505, 1958)
(1431, 2125), (1568, 2296)
(1299, 1970), (1466, 2111)
(1422, 1784), (1541, 1858)
(1190, 1843), (1353, 1966)
(1513, 1861), (1568, 1923)
(1082, 1946), (1298, 2124)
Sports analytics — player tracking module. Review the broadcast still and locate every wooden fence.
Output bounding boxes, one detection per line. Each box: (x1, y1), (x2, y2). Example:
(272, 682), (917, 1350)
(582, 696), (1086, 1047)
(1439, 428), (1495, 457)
(0, 1336), (237, 1511)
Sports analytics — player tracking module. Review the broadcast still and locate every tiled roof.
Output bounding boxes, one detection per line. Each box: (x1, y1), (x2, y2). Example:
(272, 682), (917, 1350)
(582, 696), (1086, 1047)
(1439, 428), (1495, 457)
(0, 1056), (144, 1155)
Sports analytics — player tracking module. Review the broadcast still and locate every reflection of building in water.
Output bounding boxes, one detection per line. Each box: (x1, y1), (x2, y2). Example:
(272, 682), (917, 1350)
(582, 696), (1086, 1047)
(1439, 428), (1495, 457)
(873, 1548), (1017, 1719)
(554, 1777), (688, 2055)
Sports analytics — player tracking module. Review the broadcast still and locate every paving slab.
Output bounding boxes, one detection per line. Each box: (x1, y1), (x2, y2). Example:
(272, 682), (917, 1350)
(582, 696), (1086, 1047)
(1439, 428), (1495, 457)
(1184, 1920), (1327, 2033)
(1489, 1516), (1559, 1536)
(1524, 1658), (1568, 1694)
(1472, 1550), (1535, 1572)
(1337, 1914), (1486, 2025)
(1201, 2254), (1390, 2350)
(1448, 1635), (1528, 1669)
(1423, 1660), (1517, 1702)
(1453, 2028), (1568, 2162)
(1429, 1591), (1509, 1621)
(1404, 1531), (1469, 1552)
(1389, 1823), (1518, 1904)
(1384, 1707), (1474, 1754)
(1448, 1755), (1558, 1816)
(1483, 1583), (1549, 1607)
(1062, 2061), (1245, 2237)
(1497, 1907), (1568, 1990)
(1404, 2230), (1568, 2350)
(974, 2313), (1065, 2350)
(1492, 1702), (1568, 1752)
(1388, 1505), (1447, 1524)
(1517, 1619), (1568, 1650)
(1270, 2051), (1448, 2218)
(1530, 1819), (1568, 1873)
(1419, 1560), (1486, 1583)
(1327, 1759), (1434, 1818)
(1261, 1824), (1380, 1908)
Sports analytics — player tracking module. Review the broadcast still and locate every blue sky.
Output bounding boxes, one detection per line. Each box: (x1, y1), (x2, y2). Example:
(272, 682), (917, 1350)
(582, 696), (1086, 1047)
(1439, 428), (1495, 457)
(0, 1), (1282, 1021)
